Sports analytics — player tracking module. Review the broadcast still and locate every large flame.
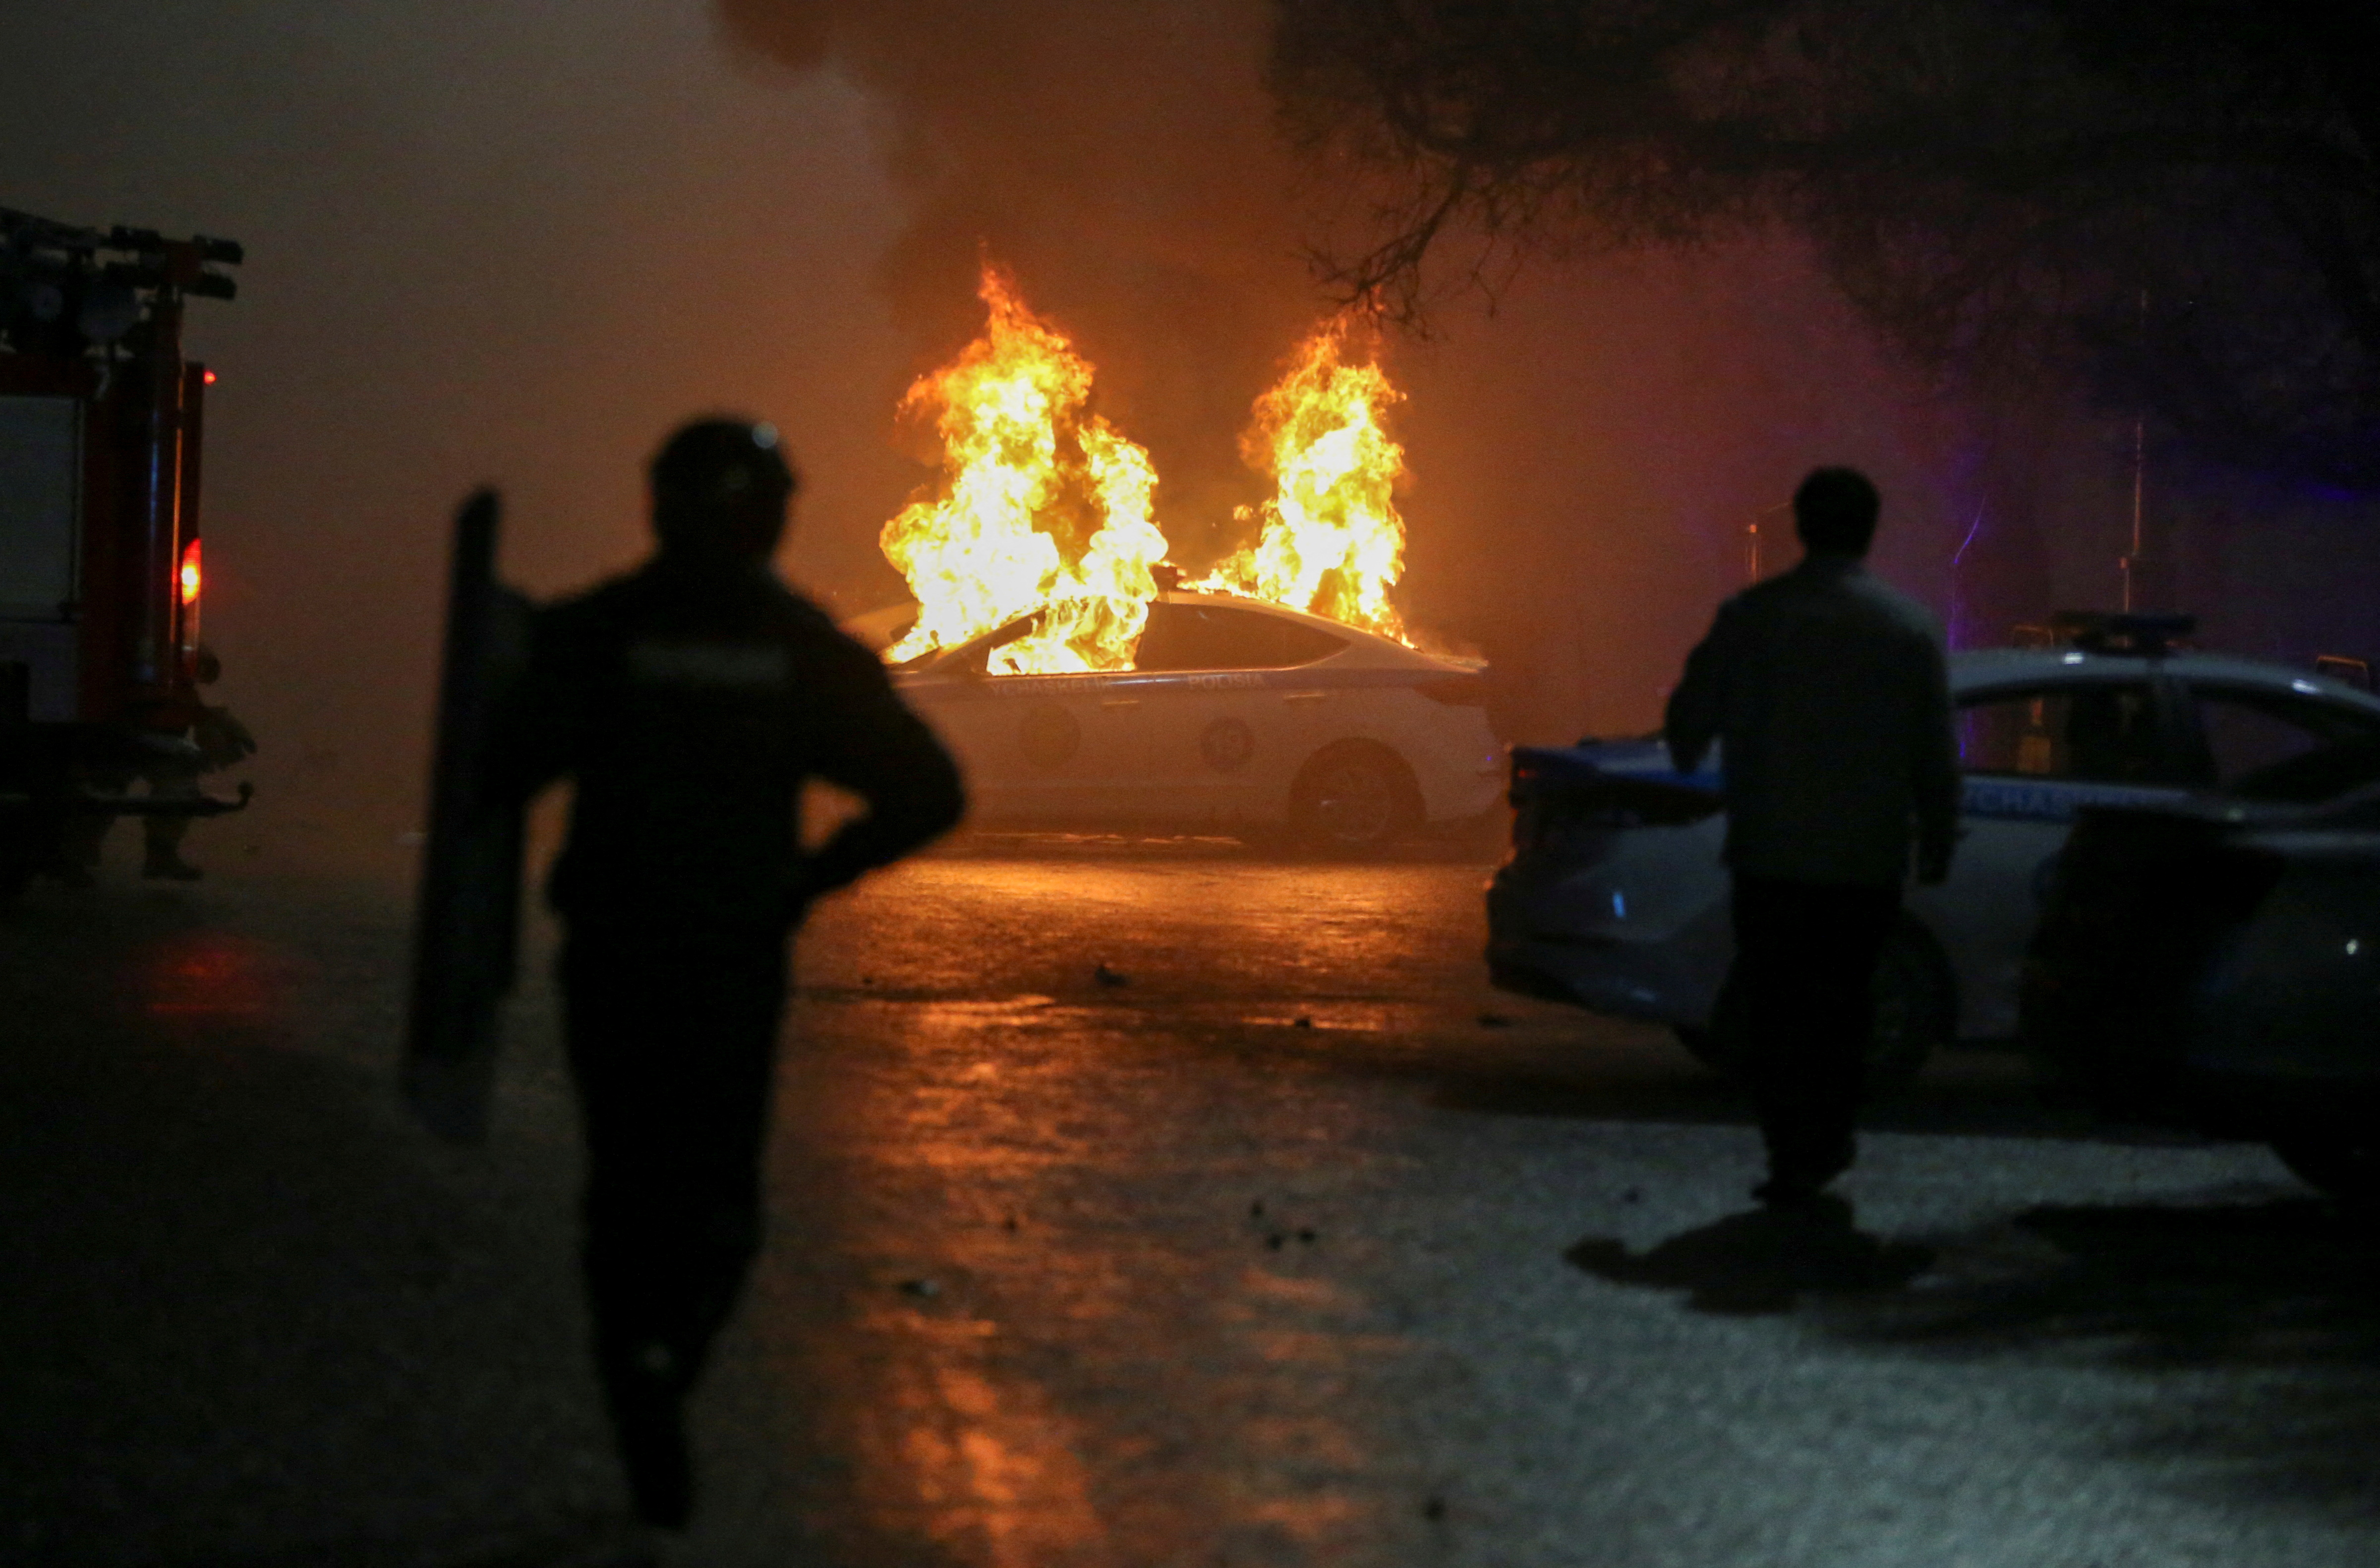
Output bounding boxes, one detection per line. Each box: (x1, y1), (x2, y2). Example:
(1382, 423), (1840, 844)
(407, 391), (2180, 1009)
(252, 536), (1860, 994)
(1191, 319), (1408, 641)
(877, 278), (1415, 670)
(881, 268), (1170, 674)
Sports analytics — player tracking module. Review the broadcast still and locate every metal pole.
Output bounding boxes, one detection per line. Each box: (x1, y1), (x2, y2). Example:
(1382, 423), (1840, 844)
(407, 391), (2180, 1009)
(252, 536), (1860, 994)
(2123, 414), (2144, 613)
(2123, 288), (2148, 613)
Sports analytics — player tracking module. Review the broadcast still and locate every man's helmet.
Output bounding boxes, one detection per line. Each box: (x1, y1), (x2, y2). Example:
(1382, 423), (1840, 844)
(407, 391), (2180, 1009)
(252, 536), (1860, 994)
(649, 418), (799, 556)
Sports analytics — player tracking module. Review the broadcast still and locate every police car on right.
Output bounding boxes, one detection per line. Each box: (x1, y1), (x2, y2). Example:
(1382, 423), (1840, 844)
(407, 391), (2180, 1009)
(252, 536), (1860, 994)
(1491, 615), (2380, 1118)
(2025, 664), (2380, 1206)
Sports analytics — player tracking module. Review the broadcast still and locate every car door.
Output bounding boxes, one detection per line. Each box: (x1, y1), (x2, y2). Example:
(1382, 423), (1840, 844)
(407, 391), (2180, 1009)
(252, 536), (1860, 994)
(896, 619), (1148, 825)
(2174, 681), (2380, 804)
(1120, 601), (1349, 827)
(1912, 675), (2194, 1038)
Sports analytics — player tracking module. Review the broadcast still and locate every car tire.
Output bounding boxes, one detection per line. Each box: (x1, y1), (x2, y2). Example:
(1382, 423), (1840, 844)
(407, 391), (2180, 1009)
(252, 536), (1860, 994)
(1673, 919), (1951, 1089)
(1288, 742), (1421, 853)
(2269, 1134), (2380, 1208)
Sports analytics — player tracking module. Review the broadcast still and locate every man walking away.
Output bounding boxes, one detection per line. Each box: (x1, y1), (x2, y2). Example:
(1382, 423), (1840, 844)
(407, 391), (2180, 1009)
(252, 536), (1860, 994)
(489, 418), (965, 1537)
(1664, 467), (1958, 1206)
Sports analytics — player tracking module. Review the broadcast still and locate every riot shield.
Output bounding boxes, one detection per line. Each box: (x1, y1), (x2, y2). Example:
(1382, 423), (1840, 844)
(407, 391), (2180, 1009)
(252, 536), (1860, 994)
(403, 488), (532, 1145)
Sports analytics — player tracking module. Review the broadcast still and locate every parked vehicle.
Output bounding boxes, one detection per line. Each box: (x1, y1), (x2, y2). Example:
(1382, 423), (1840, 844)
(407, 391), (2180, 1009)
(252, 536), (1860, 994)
(1, 208), (251, 897)
(880, 590), (1504, 849)
(1489, 615), (2380, 1081)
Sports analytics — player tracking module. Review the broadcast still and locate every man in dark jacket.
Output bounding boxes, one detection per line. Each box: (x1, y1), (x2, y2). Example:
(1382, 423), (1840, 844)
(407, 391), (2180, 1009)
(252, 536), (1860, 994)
(491, 418), (964, 1533)
(1665, 467), (1959, 1206)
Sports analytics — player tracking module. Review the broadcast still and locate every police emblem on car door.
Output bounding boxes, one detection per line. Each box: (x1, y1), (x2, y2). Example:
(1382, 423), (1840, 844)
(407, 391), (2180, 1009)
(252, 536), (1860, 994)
(1199, 716), (1255, 773)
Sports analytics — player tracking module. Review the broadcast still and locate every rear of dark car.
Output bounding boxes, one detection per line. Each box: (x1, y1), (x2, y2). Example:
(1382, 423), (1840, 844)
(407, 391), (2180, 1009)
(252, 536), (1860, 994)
(1487, 740), (1727, 1016)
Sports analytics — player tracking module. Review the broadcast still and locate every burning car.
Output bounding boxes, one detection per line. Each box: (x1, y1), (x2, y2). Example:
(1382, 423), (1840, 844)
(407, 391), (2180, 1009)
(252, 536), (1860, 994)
(852, 266), (1489, 847)
(1487, 616), (2380, 1081)
(880, 586), (1502, 848)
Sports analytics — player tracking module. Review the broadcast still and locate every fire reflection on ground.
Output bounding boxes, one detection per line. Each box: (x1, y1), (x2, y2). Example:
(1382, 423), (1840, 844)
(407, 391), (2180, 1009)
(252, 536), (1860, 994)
(747, 854), (1504, 1565)
(17, 859), (2326, 1566)
(130, 930), (287, 1020)
(856, 1323), (1108, 1568)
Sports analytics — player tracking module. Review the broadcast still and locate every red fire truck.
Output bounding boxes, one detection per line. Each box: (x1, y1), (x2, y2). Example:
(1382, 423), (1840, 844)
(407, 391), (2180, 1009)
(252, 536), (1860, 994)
(0, 207), (249, 898)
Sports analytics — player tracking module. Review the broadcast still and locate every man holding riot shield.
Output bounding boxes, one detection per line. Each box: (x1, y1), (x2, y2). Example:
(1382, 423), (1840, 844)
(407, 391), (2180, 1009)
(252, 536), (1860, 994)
(479, 418), (964, 1534)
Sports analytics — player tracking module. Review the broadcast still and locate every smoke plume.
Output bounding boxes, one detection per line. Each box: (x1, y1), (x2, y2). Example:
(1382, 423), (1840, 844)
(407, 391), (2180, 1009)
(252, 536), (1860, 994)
(718, 0), (1331, 569)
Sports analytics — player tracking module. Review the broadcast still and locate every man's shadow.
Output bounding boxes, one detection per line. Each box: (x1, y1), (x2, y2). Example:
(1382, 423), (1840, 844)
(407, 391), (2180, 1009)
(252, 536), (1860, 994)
(1566, 1197), (1935, 1316)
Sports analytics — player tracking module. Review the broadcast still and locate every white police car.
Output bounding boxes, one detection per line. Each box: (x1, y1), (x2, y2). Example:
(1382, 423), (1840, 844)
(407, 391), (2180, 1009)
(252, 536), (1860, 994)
(878, 590), (1504, 848)
(1488, 621), (2380, 1077)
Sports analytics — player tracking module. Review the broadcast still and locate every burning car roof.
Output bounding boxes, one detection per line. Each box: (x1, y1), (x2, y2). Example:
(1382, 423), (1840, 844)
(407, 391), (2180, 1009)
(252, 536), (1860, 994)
(857, 588), (1480, 677)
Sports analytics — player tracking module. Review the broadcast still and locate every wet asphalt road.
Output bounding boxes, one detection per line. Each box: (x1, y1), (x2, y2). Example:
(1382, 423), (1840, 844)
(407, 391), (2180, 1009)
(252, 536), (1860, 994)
(6, 836), (2380, 1567)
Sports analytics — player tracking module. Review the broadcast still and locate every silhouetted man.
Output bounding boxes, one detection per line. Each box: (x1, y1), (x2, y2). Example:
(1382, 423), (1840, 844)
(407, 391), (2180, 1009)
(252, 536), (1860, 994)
(491, 419), (964, 1534)
(1665, 467), (1957, 1205)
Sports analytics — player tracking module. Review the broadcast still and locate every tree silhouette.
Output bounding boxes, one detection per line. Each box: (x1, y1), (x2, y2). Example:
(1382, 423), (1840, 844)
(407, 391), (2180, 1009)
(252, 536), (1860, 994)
(1273, 0), (2380, 488)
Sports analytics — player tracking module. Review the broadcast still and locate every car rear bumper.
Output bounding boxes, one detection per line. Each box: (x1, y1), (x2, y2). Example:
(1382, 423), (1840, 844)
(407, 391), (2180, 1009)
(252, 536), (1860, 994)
(1486, 864), (1729, 1026)
(1486, 933), (1717, 1024)
(1424, 768), (1505, 825)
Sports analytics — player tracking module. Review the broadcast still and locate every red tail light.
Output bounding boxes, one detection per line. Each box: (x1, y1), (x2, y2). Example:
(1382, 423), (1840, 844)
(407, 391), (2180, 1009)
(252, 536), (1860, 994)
(179, 537), (202, 605)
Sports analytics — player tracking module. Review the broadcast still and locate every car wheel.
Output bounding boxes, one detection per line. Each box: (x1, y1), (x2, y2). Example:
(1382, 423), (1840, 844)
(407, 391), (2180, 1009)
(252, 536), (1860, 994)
(1673, 920), (1950, 1088)
(2269, 1135), (2380, 1207)
(1289, 743), (1420, 853)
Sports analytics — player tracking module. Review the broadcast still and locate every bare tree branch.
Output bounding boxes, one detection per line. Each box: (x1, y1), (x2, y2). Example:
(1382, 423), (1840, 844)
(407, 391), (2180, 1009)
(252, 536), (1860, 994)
(1271, 0), (2380, 488)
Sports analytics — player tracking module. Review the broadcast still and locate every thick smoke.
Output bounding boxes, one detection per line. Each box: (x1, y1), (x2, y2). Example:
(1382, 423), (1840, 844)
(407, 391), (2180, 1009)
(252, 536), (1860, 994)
(718, 0), (1329, 572)
(29, 0), (2346, 878)
(719, 0), (2380, 709)
(710, 1), (2012, 735)
(0, 2), (921, 865)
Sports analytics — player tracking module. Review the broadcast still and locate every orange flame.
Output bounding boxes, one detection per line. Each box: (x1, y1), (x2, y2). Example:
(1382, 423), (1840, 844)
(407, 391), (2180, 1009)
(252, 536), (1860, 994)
(880, 268), (1170, 674)
(1191, 319), (1407, 641)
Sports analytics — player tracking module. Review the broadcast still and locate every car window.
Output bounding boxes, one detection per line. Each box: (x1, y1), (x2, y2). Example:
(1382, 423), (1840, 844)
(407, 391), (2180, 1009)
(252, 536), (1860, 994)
(923, 615), (1036, 676)
(1132, 602), (1346, 672)
(2188, 685), (2380, 801)
(1956, 684), (2169, 784)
